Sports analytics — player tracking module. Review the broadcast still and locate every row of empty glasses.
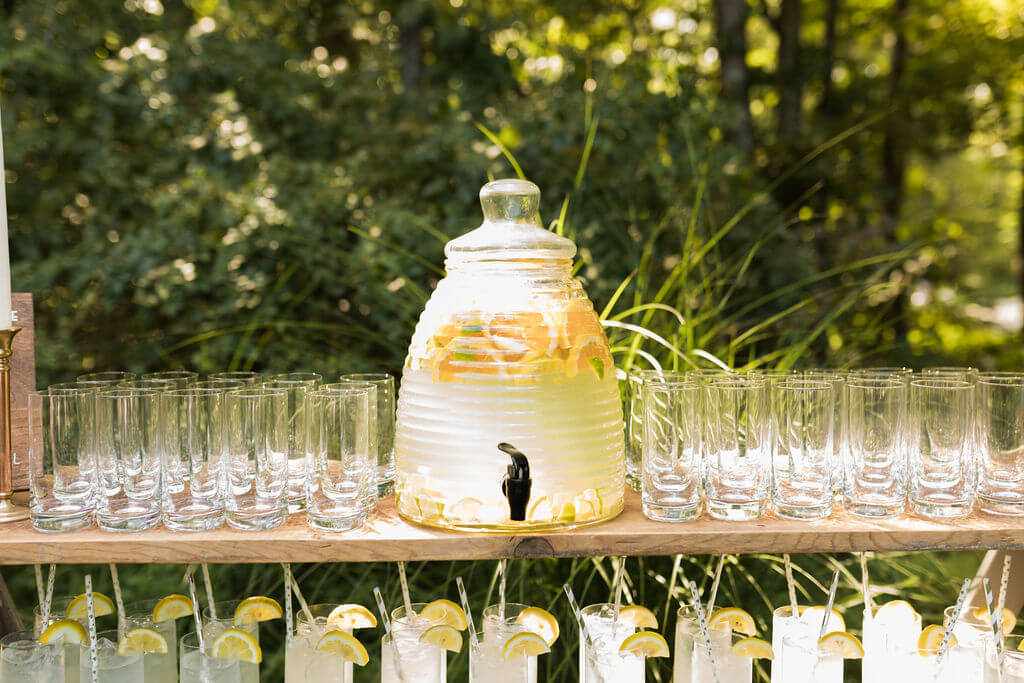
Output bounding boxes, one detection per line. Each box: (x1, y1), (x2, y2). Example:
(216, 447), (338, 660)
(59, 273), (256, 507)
(632, 366), (1024, 522)
(27, 370), (396, 533)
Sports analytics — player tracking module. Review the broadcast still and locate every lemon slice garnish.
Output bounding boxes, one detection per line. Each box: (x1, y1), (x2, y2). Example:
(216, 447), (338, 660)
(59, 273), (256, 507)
(39, 619), (87, 645)
(875, 600), (920, 621)
(619, 630), (670, 658)
(617, 605), (658, 630)
(419, 624), (463, 653)
(917, 624), (953, 654)
(315, 630), (369, 665)
(420, 599), (467, 631)
(211, 628), (262, 664)
(556, 502), (575, 523)
(971, 606), (1016, 636)
(731, 636), (775, 659)
(501, 631), (550, 660)
(117, 627), (168, 655)
(66, 593), (115, 620)
(233, 596), (283, 625)
(709, 607), (756, 636)
(152, 594), (193, 623)
(326, 604), (377, 630)
(817, 631), (864, 659)
(801, 606), (846, 632)
(515, 607), (559, 646)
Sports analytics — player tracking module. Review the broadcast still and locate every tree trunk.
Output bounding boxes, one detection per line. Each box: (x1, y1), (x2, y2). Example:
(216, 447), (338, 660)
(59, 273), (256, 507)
(882, 0), (909, 334)
(713, 0), (755, 153)
(820, 0), (840, 114)
(778, 0), (802, 140)
(0, 570), (23, 638)
(398, 0), (425, 92)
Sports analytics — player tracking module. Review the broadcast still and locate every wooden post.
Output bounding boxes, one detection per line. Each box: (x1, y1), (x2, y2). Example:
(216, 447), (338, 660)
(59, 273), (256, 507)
(0, 568), (25, 637)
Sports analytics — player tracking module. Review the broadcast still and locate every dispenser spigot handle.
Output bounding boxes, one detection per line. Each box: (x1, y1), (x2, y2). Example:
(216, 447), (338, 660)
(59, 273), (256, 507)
(499, 442), (532, 522)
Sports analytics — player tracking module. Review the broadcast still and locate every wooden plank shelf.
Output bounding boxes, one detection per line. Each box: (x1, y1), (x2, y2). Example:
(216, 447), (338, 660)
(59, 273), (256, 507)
(1, 490), (1021, 565)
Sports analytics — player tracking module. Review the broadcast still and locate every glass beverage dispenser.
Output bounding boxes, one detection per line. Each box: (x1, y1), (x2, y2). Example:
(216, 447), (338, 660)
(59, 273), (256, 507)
(395, 179), (625, 531)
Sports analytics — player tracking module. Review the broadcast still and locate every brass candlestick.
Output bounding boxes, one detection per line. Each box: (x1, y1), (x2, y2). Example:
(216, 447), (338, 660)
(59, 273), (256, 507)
(0, 326), (27, 523)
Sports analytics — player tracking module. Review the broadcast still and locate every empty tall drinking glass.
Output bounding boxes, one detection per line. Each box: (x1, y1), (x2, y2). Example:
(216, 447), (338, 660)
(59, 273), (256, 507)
(266, 373), (323, 513)
(844, 378), (907, 518)
(339, 373), (395, 498)
(772, 380), (834, 520)
(641, 378), (701, 521)
(142, 370), (200, 386)
(626, 369), (684, 491)
(94, 387), (162, 531)
(305, 386), (373, 532)
(28, 390), (95, 532)
(976, 375), (1024, 515)
(224, 388), (289, 530)
(908, 378), (975, 518)
(77, 371), (136, 385)
(209, 372), (263, 384)
(704, 376), (770, 521)
(162, 388), (227, 531)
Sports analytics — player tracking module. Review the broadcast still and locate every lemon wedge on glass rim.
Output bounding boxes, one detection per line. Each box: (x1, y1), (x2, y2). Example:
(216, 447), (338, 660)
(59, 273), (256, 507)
(211, 628), (262, 664)
(39, 619), (87, 645)
(66, 593), (115, 620)
(619, 631), (670, 658)
(326, 604), (377, 630)
(419, 624), (463, 653)
(515, 606), (560, 646)
(117, 628), (168, 655)
(152, 594), (193, 623)
(233, 596), (283, 625)
(617, 605), (658, 630)
(315, 630), (369, 665)
(420, 599), (467, 631)
(709, 607), (757, 636)
(817, 631), (864, 659)
(731, 637), (774, 659)
(501, 632), (550, 661)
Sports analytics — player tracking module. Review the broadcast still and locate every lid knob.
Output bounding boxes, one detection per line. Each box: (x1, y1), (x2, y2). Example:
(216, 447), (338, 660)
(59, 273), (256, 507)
(480, 179), (540, 223)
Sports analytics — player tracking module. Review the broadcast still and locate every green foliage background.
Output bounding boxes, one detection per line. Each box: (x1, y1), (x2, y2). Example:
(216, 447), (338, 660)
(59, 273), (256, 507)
(1, 0), (1022, 680)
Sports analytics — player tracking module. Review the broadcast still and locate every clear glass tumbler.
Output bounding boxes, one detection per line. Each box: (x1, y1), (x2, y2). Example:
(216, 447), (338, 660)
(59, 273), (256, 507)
(778, 632), (842, 683)
(142, 370), (200, 386)
(380, 630), (444, 683)
(162, 388), (227, 531)
(265, 373), (323, 513)
(80, 632), (145, 683)
(208, 371), (263, 384)
(339, 373), (395, 498)
(305, 386), (374, 532)
(28, 390), (96, 532)
(578, 604), (639, 683)
(803, 370), (846, 495)
(119, 616), (177, 683)
(908, 378), (975, 518)
(179, 632), (242, 683)
(771, 380), (834, 520)
(987, 635), (1024, 682)
(93, 387), (162, 531)
(224, 387), (289, 530)
(201, 602), (259, 683)
(976, 375), (1024, 515)
(844, 377), (907, 518)
(704, 376), (771, 521)
(626, 369), (685, 491)
(77, 371), (136, 385)
(0, 630), (65, 683)
(641, 378), (702, 521)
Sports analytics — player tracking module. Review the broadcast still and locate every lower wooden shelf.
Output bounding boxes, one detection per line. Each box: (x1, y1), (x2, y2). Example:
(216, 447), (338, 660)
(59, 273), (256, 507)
(1, 490), (1021, 565)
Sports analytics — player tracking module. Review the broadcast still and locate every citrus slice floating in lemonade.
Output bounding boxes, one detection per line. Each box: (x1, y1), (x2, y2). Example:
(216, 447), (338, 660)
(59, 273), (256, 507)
(233, 596), (283, 625)
(315, 630), (369, 665)
(917, 624), (953, 653)
(566, 335), (611, 379)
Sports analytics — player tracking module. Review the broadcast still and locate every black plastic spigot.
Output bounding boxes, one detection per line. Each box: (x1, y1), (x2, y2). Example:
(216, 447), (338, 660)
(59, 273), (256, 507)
(499, 442), (532, 522)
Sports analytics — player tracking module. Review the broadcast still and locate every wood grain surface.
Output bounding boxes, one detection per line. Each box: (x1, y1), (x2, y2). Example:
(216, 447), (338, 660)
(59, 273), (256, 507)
(0, 490), (1021, 565)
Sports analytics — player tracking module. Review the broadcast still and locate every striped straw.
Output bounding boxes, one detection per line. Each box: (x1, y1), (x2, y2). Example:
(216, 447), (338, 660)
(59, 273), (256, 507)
(287, 568), (315, 623)
(784, 554), (798, 618)
(937, 579), (972, 665)
(455, 577), (478, 648)
(282, 564), (294, 646)
(562, 584), (593, 647)
(34, 565), (44, 613)
(42, 564), (55, 627)
(374, 587), (406, 683)
(186, 566), (204, 652)
(859, 553), (873, 616)
(997, 554), (1013, 638)
(706, 555), (725, 614)
(818, 569), (840, 641)
(689, 580), (721, 683)
(984, 578), (1005, 680)
(201, 564), (217, 621)
(108, 564), (126, 633)
(612, 556), (626, 624)
(84, 574), (99, 683)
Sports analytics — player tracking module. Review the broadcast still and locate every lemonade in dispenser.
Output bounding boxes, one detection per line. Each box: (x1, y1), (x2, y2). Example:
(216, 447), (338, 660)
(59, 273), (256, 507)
(395, 179), (626, 531)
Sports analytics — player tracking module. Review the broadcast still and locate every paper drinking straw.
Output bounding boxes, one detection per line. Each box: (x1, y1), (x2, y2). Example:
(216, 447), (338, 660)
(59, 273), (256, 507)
(783, 554), (799, 618)
(664, 554), (684, 628)
(282, 564), (293, 646)
(937, 578), (972, 666)
(374, 586), (406, 683)
(818, 569), (841, 641)
(455, 577), (478, 648)
(984, 578), (1005, 680)
(201, 564), (217, 621)
(287, 569), (315, 623)
(108, 564), (126, 633)
(997, 554), (1013, 639)
(42, 564), (55, 627)
(84, 574), (99, 683)
(497, 559), (508, 621)
(397, 561), (415, 624)
(562, 584), (593, 647)
(612, 556), (626, 624)
(859, 553), (873, 616)
(688, 580), (722, 683)
(706, 555), (726, 614)
(34, 565), (44, 613)
(186, 566), (204, 652)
